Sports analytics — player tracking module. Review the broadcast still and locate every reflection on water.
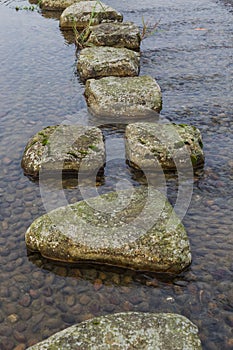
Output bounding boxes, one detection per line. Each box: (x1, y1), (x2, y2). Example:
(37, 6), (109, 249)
(0, 0), (232, 349)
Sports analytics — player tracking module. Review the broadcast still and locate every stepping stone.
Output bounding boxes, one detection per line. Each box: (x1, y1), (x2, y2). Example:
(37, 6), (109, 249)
(125, 122), (205, 172)
(21, 125), (105, 178)
(60, 1), (123, 30)
(25, 186), (191, 274)
(77, 46), (140, 81)
(38, 0), (84, 12)
(85, 21), (141, 51)
(84, 75), (162, 117)
(26, 312), (202, 350)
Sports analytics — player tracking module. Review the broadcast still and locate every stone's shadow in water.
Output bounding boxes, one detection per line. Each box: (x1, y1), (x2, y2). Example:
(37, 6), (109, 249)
(60, 28), (76, 46)
(27, 251), (191, 286)
(23, 168), (105, 188)
(87, 108), (161, 125)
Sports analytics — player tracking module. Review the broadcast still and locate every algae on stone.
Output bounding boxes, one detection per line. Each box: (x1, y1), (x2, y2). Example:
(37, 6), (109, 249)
(60, 1), (123, 30)
(85, 22), (141, 51)
(125, 122), (205, 172)
(84, 75), (162, 118)
(77, 46), (140, 81)
(25, 186), (191, 274)
(21, 125), (105, 178)
(26, 312), (202, 349)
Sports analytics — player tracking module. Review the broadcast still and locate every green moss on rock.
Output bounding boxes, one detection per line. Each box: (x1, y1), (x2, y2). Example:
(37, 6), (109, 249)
(125, 122), (205, 172)
(60, 1), (123, 30)
(21, 125), (105, 178)
(77, 46), (140, 81)
(26, 312), (202, 349)
(84, 76), (162, 117)
(25, 186), (191, 274)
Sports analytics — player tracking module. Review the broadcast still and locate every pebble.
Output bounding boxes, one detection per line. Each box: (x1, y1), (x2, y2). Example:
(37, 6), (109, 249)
(225, 314), (233, 327)
(44, 297), (54, 305)
(13, 330), (26, 343)
(93, 279), (103, 291)
(103, 303), (115, 312)
(19, 294), (31, 307)
(20, 309), (32, 321)
(15, 322), (27, 332)
(46, 317), (62, 329)
(29, 289), (40, 299)
(109, 294), (121, 306)
(79, 294), (91, 305)
(61, 313), (76, 324)
(45, 306), (57, 317)
(13, 344), (26, 350)
(225, 339), (233, 348)
(98, 272), (107, 280)
(0, 324), (13, 337)
(88, 301), (100, 314)
(7, 314), (19, 323)
(166, 296), (175, 303)
(9, 287), (20, 301)
(145, 279), (159, 287)
(72, 304), (82, 315)
(122, 301), (134, 311)
(129, 294), (144, 305)
(65, 294), (76, 306)
(0, 338), (15, 350)
(78, 313), (94, 322)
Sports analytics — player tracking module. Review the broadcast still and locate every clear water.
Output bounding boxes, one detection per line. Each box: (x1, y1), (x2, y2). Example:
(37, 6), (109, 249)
(0, 0), (232, 349)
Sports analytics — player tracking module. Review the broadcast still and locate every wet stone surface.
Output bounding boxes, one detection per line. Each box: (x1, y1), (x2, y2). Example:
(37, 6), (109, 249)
(38, 0), (84, 12)
(25, 186), (191, 274)
(77, 46), (140, 81)
(27, 312), (202, 349)
(125, 122), (204, 172)
(60, 1), (123, 30)
(0, 0), (232, 349)
(21, 125), (105, 178)
(85, 22), (141, 51)
(84, 75), (162, 117)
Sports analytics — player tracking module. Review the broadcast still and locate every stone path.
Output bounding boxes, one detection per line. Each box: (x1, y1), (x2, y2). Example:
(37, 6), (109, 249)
(21, 0), (205, 278)
(21, 0), (205, 348)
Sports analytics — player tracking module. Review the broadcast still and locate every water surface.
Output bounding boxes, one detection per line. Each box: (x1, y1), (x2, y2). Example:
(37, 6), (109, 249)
(0, 0), (232, 349)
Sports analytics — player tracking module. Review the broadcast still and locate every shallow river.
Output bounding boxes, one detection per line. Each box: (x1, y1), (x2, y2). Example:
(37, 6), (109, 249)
(0, 0), (232, 349)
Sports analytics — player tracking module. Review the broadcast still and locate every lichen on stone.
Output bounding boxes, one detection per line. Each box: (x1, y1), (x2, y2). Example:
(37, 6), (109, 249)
(125, 122), (205, 172)
(25, 186), (191, 274)
(84, 76), (162, 117)
(60, 1), (123, 30)
(26, 312), (202, 349)
(21, 124), (105, 178)
(77, 46), (140, 81)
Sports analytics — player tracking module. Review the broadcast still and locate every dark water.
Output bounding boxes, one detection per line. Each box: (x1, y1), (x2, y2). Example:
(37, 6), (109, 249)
(0, 0), (232, 349)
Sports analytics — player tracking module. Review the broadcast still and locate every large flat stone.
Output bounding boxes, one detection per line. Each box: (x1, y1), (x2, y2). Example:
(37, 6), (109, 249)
(84, 76), (162, 117)
(125, 122), (205, 171)
(21, 125), (105, 178)
(25, 186), (191, 274)
(39, 0), (84, 12)
(26, 312), (202, 349)
(85, 22), (141, 51)
(60, 1), (123, 30)
(77, 46), (140, 81)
